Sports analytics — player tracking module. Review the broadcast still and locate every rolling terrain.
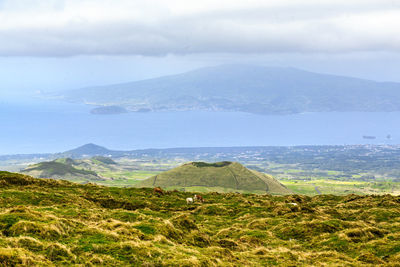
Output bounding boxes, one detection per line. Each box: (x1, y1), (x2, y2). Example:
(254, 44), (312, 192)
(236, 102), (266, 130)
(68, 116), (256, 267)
(20, 158), (115, 183)
(4, 144), (400, 195)
(1, 171), (400, 266)
(54, 65), (400, 114)
(20, 161), (103, 182)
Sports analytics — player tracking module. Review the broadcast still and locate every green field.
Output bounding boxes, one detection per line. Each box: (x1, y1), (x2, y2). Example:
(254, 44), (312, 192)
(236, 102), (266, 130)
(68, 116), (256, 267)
(282, 179), (400, 196)
(100, 170), (160, 180)
(98, 170), (161, 186)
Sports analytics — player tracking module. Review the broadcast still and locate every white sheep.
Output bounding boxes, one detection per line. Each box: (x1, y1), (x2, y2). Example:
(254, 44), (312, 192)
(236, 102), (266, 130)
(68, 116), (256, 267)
(186, 197), (194, 204)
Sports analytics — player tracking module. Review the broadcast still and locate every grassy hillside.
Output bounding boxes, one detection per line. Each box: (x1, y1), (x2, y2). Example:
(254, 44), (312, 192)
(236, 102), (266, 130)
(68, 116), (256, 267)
(21, 161), (103, 182)
(91, 156), (117, 165)
(136, 161), (291, 194)
(1, 171), (400, 266)
(54, 158), (77, 165)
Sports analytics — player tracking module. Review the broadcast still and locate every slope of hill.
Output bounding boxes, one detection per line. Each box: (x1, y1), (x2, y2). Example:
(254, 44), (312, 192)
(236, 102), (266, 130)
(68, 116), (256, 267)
(1, 171), (400, 266)
(91, 156), (117, 165)
(20, 160), (104, 182)
(55, 64), (400, 114)
(136, 161), (291, 194)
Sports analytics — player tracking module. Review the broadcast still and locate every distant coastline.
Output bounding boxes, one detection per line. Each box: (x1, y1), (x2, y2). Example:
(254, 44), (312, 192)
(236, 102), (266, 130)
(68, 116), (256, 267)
(90, 105), (128, 115)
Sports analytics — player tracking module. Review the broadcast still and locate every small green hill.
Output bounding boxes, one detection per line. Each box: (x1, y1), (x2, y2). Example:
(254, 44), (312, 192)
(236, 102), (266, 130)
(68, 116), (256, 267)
(21, 161), (103, 181)
(91, 156), (117, 165)
(54, 156), (116, 168)
(137, 161), (291, 194)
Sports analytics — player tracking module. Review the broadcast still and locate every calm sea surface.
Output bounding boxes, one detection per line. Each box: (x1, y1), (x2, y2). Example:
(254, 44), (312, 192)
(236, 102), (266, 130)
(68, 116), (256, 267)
(0, 98), (398, 154)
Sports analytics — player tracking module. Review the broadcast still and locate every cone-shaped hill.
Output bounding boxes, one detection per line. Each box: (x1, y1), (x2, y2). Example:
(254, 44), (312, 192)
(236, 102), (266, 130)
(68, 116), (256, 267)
(136, 161), (291, 194)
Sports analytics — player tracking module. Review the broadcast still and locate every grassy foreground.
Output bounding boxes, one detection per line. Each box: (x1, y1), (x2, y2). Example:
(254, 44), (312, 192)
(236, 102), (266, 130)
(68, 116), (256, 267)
(1, 171), (400, 266)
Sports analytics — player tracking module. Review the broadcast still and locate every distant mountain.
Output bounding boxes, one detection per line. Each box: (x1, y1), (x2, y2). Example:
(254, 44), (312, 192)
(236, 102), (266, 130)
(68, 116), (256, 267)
(0, 144), (119, 161)
(56, 64), (400, 114)
(61, 143), (113, 158)
(136, 161), (291, 194)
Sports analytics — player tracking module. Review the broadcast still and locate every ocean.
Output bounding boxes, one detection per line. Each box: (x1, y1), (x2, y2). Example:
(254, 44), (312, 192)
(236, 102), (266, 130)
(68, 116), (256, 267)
(0, 98), (398, 154)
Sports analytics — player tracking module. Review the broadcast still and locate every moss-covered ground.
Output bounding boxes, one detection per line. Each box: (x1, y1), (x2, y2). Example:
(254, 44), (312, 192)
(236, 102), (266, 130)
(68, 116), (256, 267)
(1, 171), (400, 266)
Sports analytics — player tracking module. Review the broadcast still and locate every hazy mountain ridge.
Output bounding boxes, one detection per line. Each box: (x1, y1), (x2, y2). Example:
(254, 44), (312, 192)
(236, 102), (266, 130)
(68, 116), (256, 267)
(56, 65), (400, 114)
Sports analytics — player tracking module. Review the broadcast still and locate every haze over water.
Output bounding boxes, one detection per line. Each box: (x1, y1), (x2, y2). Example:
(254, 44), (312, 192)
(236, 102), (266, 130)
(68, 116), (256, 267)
(0, 98), (398, 155)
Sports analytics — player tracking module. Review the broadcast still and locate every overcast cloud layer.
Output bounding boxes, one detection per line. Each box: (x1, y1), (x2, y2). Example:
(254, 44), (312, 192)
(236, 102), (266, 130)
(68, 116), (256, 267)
(0, 0), (399, 56)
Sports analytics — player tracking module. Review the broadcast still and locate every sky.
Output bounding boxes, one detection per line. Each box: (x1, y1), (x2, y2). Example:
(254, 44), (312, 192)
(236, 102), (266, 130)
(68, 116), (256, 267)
(1, 0), (400, 96)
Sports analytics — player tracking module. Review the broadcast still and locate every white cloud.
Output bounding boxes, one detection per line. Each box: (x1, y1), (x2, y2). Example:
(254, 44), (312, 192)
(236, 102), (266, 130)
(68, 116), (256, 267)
(0, 0), (399, 56)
